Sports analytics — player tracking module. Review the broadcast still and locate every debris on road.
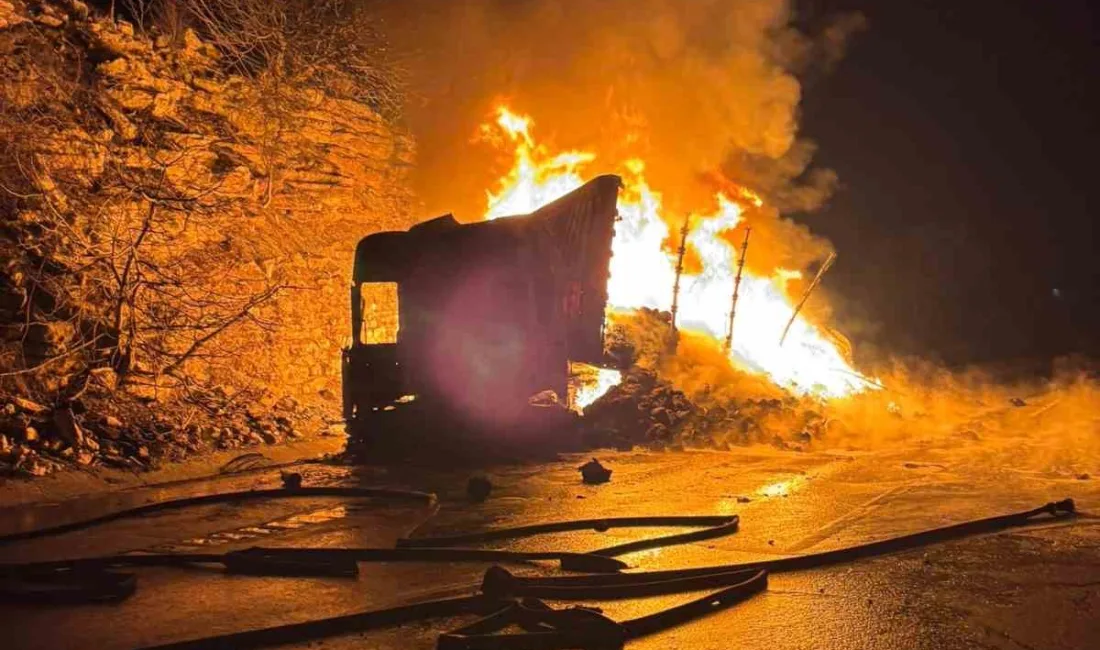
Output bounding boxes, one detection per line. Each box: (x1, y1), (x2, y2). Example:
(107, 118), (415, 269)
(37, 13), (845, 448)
(579, 458), (612, 484)
(466, 476), (493, 502)
(1, 383), (323, 478)
(579, 362), (830, 453)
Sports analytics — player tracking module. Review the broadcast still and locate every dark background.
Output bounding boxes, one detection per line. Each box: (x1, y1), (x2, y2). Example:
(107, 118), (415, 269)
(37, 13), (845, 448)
(795, 0), (1097, 368)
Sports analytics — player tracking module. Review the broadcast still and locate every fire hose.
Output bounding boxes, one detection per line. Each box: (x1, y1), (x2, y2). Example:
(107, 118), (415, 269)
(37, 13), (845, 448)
(130, 497), (1075, 650)
(399, 514), (742, 560)
(396, 515), (737, 548)
(137, 571), (770, 650)
(0, 485), (437, 545)
(435, 571), (769, 650)
(0, 547), (629, 604)
(479, 498), (1079, 600)
(0, 485), (437, 604)
(0, 483), (1078, 649)
(0, 501), (737, 602)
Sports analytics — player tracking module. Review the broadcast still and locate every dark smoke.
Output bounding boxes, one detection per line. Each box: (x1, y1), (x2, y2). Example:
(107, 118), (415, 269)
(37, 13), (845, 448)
(378, 0), (863, 229)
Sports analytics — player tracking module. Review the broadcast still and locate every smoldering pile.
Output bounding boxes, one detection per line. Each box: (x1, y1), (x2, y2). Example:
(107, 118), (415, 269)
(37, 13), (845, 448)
(580, 370), (829, 451)
(580, 309), (833, 452)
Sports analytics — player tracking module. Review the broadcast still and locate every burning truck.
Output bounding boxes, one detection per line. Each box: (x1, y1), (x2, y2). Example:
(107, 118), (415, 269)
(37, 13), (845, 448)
(343, 175), (621, 455)
(343, 107), (875, 457)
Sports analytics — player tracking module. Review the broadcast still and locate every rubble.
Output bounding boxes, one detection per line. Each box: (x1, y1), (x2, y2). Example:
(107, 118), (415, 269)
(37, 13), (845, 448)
(0, 1), (27, 30)
(578, 361), (832, 453)
(12, 397), (47, 415)
(579, 458), (612, 484)
(0, 383), (325, 478)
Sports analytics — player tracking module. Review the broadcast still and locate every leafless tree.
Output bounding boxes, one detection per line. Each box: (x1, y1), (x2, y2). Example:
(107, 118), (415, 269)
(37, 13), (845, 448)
(120, 0), (154, 32)
(1, 0), (404, 402)
(0, 59), (286, 398)
(112, 0), (403, 119)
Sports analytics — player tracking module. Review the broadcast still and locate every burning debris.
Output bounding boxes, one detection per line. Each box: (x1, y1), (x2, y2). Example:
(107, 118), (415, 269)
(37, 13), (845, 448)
(482, 107), (871, 400)
(408, 104), (892, 456)
(579, 363), (830, 452)
(579, 308), (836, 452)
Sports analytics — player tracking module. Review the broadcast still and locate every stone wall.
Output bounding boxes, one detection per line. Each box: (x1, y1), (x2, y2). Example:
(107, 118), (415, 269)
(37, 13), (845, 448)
(0, 0), (416, 410)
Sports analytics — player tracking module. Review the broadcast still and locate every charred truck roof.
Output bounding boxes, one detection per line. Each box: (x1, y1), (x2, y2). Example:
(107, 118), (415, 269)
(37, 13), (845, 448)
(343, 175), (621, 442)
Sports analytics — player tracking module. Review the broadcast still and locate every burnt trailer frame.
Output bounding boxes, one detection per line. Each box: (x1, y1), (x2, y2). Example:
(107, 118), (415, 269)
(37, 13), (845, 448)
(342, 175), (621, 442)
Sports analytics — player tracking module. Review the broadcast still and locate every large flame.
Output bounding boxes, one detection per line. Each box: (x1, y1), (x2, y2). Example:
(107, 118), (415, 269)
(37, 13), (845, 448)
(484, 107), (868, 400)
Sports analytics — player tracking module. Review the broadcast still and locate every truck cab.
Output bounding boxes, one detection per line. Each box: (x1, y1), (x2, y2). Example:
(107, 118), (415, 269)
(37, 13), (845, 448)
(343, 175), (621, 454)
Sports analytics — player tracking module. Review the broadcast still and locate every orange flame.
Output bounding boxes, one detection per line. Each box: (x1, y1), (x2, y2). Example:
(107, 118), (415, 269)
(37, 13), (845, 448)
(484, 107), (871, 400)
(570, 363), (624, 412)
(484, 107), (595, 219)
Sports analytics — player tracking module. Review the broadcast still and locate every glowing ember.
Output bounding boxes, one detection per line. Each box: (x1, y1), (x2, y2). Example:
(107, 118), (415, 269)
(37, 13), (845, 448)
(756, 476), (805, 498)
(484, 107), (870, 399)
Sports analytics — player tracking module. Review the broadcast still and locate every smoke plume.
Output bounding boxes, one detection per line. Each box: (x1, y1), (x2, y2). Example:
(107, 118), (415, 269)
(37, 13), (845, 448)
(380, 0), (858, 239)
(380, 1), (1100, 474)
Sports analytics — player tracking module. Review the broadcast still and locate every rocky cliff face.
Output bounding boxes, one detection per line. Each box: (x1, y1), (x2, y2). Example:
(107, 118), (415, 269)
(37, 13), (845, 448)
(0, 0), (416, 475)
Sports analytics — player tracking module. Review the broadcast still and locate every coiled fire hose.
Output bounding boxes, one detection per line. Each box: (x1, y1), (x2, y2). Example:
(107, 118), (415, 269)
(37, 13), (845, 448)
(130, 498), (1075, 650)
(435, 571), (770, 650)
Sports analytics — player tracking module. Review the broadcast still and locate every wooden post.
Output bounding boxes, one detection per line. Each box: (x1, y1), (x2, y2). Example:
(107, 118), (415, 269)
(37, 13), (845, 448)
(724, 227), (751, 353)
(779, 252), (836, 346)
(668, 214), (691, 352)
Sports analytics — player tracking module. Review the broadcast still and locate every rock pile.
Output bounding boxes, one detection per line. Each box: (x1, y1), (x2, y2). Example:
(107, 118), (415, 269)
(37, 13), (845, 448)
(580, 368), (691, 448)
(580, 367), (831, 452)
(0, 382), (327, 478)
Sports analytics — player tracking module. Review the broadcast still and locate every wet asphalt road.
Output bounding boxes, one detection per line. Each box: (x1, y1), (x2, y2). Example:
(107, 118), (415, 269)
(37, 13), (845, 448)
(1, 436), (1099, 650)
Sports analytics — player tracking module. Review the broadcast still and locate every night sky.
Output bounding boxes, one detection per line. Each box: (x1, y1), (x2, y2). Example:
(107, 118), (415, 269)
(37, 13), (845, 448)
(795, 0), (1098, 368)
